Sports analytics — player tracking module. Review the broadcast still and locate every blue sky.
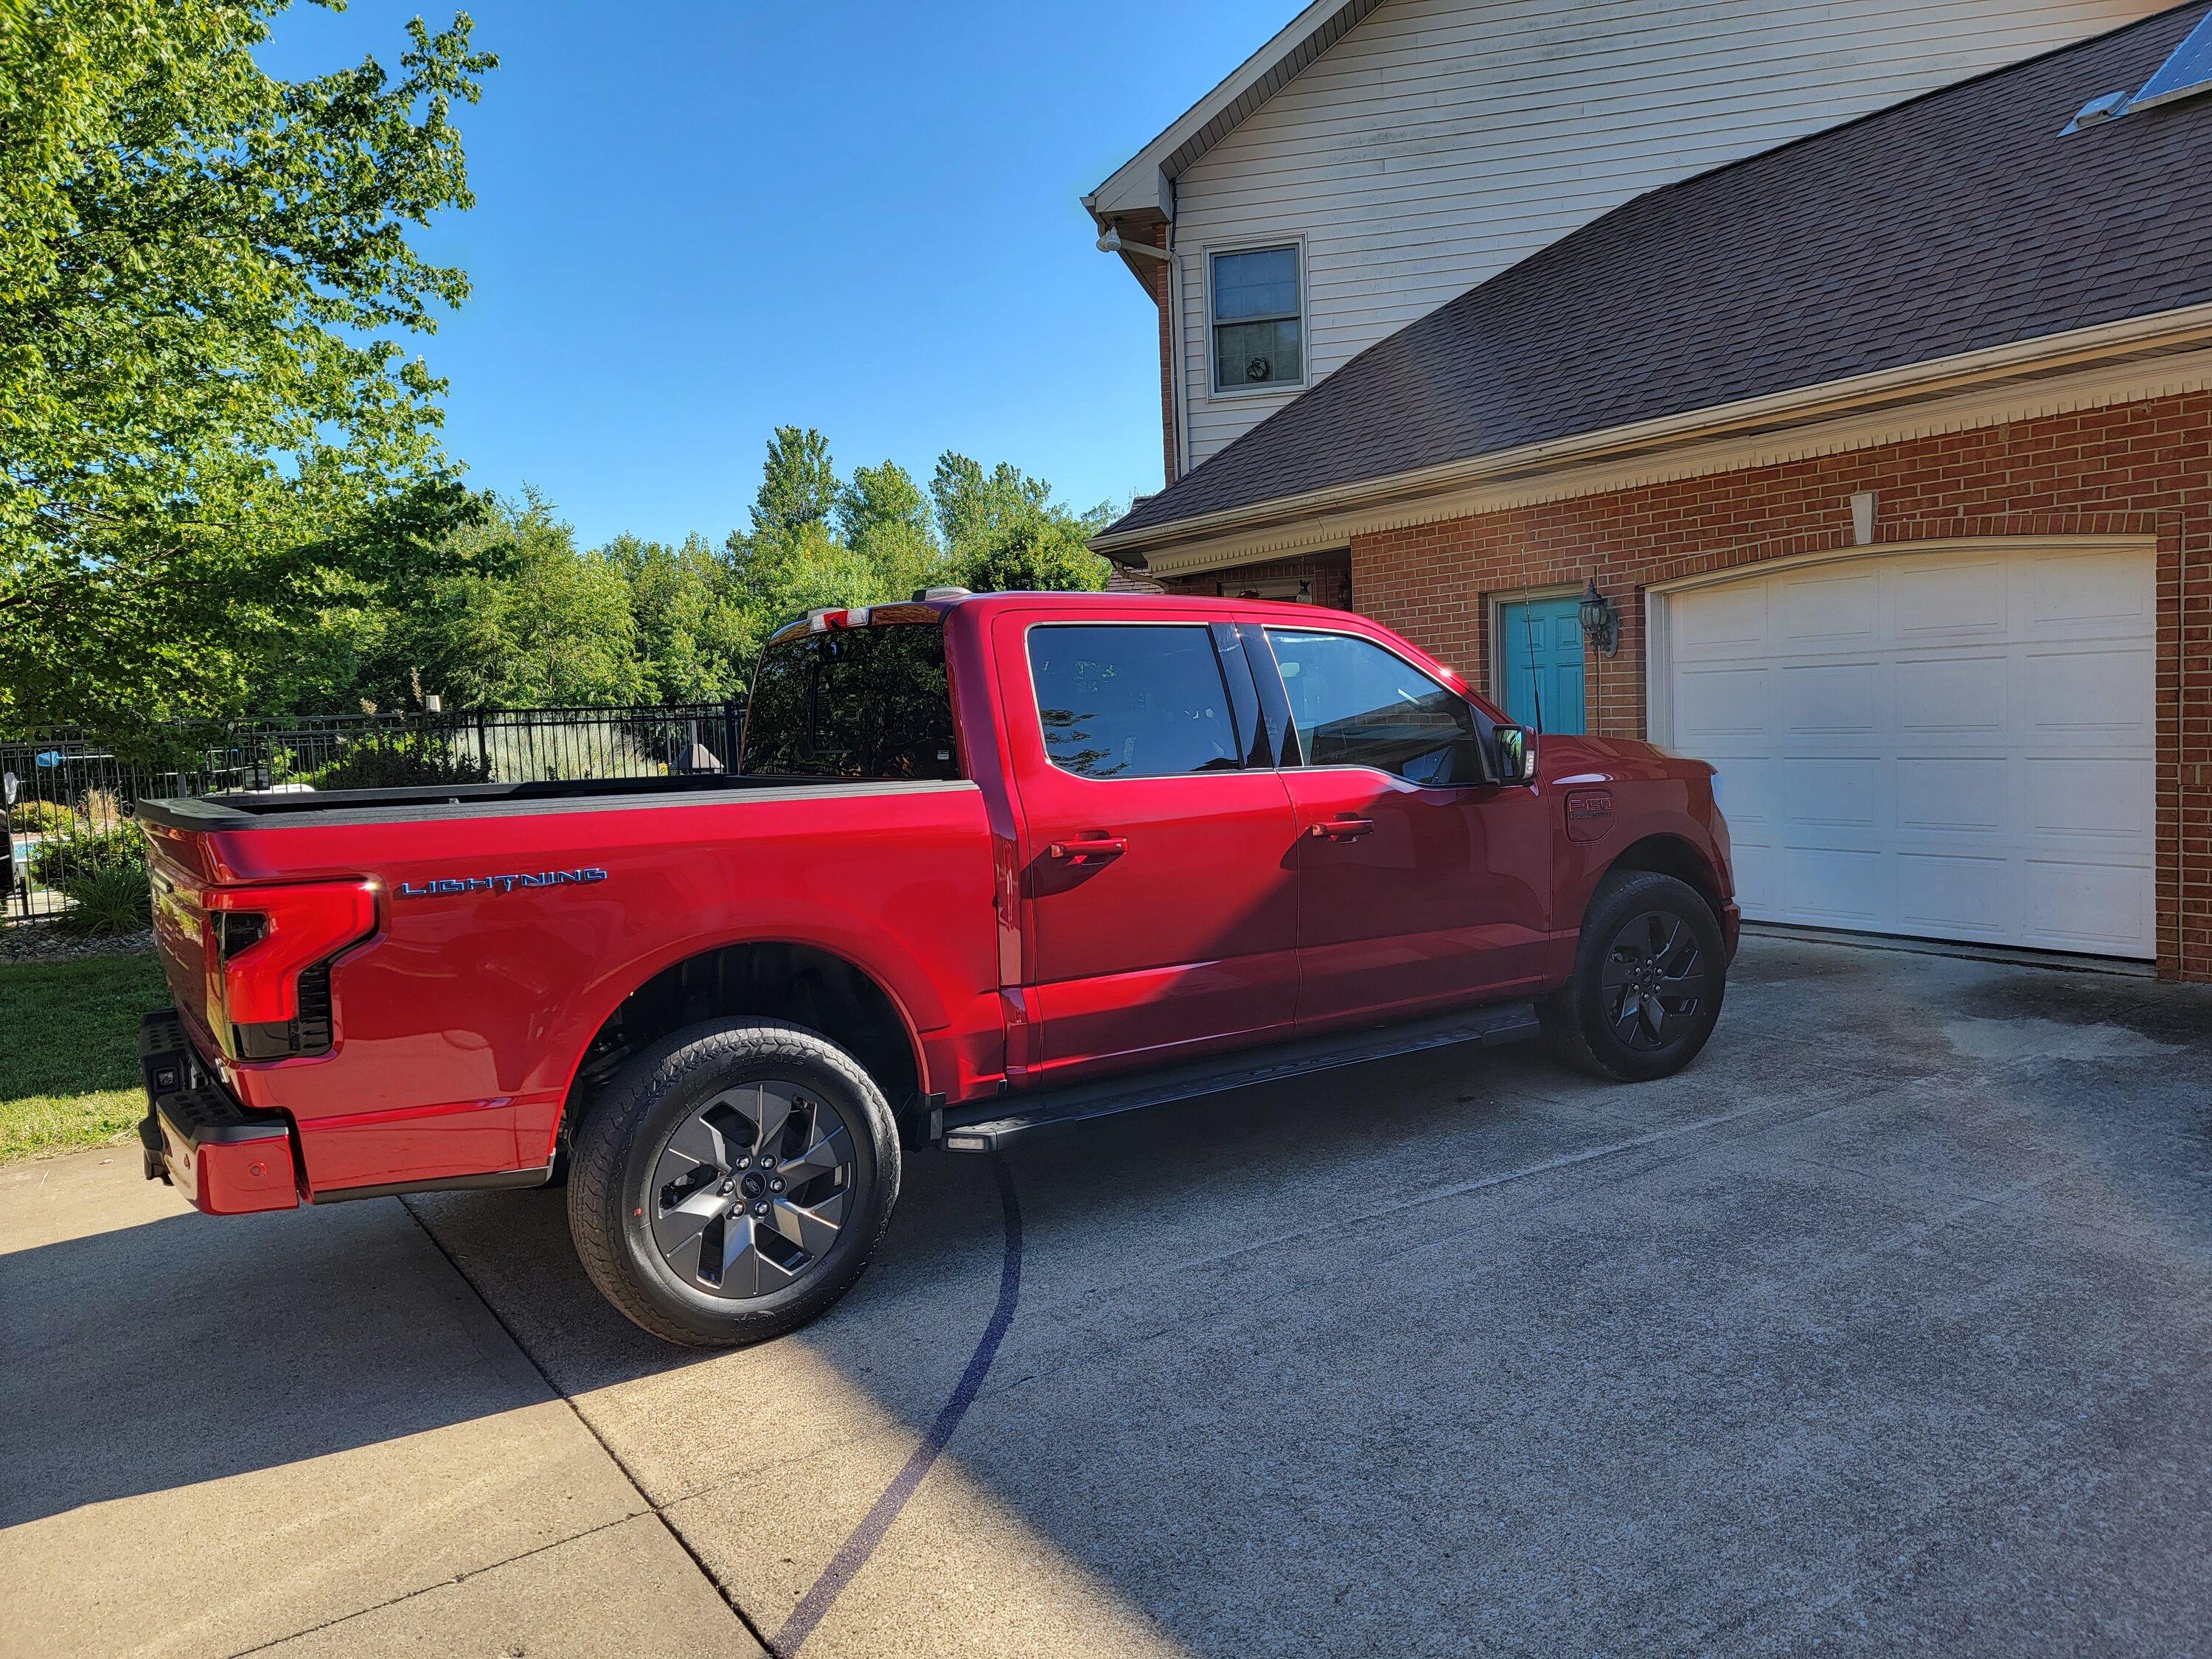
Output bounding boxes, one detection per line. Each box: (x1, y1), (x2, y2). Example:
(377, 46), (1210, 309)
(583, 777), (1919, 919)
(261, 1), (1291, 548)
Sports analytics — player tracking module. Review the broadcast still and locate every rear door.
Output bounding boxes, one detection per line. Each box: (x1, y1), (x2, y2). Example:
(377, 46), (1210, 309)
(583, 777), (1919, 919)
(993, 611), (1299, 1083)
(1257, 625), (1552, 1028)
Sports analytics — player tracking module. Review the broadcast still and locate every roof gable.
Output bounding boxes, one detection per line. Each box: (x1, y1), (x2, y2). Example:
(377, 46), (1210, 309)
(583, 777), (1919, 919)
(1085, 0), (1386, 222)
(1103, 1), (2212, 545)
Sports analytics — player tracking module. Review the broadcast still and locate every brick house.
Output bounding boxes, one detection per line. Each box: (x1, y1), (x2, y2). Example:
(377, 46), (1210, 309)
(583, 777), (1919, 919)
(1088, 5), (2212, 981)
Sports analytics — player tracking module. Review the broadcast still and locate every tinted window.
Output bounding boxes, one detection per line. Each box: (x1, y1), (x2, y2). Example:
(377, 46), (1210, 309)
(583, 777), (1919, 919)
(741, 624), (959, 780)
(1265, 629), (1483, 787)
(1029, 625), (1241, 779)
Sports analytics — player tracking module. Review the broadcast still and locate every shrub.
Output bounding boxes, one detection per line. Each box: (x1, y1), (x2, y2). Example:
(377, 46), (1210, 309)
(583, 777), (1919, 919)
(309, 733), (493, 791)
(27, 822), (147, 891)
(8, 799), (77, 835)
(51, 866), (153, 937)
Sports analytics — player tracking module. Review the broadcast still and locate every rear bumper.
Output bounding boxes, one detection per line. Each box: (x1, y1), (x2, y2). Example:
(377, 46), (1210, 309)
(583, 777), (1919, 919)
(137, 1009), (299, 1214)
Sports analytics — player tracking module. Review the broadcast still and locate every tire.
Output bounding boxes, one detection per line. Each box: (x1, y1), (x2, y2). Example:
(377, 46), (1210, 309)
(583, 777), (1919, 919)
(1543, 870), (1727, 1082)
(567, 1019), (901, 1347)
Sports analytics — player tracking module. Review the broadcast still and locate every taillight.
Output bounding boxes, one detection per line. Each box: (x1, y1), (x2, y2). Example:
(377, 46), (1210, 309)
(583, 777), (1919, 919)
(204, 880), (377, 1054)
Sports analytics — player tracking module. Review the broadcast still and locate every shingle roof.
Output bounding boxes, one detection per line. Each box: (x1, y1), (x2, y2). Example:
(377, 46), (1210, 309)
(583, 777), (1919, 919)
(1107, 2), (2212, 544)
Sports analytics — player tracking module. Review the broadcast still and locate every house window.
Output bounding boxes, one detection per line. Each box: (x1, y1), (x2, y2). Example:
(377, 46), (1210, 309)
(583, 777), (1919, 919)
(1217, 577), (1314, 603)
(1211, 245), (1302, 393)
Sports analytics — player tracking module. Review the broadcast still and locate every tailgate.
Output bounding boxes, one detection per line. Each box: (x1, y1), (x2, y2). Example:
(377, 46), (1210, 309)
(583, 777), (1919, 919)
(141, 821), (378, 1065)
(145, 827), (218, 1045)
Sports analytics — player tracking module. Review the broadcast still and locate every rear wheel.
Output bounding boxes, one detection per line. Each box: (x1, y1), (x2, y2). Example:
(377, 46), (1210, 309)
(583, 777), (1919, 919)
(567, 1019), (900, 1346)
(1544, 870), (1725, 1082)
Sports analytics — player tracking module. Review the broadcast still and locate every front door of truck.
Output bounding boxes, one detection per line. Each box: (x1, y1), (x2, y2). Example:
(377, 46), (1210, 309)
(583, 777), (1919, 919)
(993, 611), (1300, 1085)
(1257, 625), (1552, 1028)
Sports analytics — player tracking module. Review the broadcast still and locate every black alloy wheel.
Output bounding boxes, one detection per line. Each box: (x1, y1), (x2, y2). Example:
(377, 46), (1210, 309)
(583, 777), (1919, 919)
(1599, 908), (1713, 1052)
(1544, 869), (1728, 1082)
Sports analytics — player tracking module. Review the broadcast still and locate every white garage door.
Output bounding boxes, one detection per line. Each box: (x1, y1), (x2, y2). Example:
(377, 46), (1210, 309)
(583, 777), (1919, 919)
(1660, 542), (2156, 959)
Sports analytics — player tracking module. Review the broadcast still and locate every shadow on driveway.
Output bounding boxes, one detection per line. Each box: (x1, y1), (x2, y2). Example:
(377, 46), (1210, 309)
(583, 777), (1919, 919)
(8, 936), (2212, 1657)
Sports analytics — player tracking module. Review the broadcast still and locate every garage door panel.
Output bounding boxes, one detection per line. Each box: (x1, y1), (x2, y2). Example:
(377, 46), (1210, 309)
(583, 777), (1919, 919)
(2020, 757), (2153, 840)
(1775, 570), (1878, 644)
(1896, 852), (2013, 938)
(2024, 646), (2154, 731)
(1896, 655), (2007, 734)
(1714, 757), (1778, 830)
(1728, 839), (1780, 915)
(1782, 846), (1888, 925)
(1674, 666), (1770, 739)
(1893, 557), (2009, 640)
(2028, 550), (2155, 629)
(1678, 582), (1767, 651)
(2019, 858), (2154, 955)
(1897, 757), (2006, 833)
(1778, 757), (1884, 828)
(1780, 662), (1882, 734)
(1664, 542), (2153, 960)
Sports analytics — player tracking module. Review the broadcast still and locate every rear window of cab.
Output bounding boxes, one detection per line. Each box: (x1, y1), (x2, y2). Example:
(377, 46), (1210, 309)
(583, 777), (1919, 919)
(740, 621), (960, 780)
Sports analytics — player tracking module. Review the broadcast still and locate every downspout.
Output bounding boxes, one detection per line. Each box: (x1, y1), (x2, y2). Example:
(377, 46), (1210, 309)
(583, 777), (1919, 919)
(1096, 198), (1189, 493)
(1166, 180), (1190, 482)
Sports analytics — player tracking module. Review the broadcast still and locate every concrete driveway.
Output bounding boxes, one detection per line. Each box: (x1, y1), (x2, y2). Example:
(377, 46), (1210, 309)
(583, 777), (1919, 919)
(7, 933), (2211, 1656)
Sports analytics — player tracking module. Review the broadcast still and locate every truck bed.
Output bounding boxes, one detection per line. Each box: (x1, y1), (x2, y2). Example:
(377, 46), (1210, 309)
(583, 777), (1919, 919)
(134, 771), (936, 832)
(134, 771), (1003, 1201)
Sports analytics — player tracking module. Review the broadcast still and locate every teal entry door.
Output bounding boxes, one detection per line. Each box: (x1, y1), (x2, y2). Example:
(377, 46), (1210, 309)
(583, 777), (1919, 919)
(1497, 595), (1586, 734)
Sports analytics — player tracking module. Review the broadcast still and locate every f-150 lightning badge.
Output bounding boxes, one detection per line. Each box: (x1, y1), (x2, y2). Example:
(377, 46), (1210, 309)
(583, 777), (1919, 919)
(396, 868), (609, 898)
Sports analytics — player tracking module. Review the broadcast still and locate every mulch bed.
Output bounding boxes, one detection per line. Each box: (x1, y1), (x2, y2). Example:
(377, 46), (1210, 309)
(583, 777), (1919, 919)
(0, 925), (155, 966)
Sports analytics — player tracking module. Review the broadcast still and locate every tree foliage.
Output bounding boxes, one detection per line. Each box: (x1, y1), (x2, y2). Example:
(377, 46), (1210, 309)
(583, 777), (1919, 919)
(0, 0), (494, 731)
(229, 431), (1110, 717)
(0, 5), (1115, 734)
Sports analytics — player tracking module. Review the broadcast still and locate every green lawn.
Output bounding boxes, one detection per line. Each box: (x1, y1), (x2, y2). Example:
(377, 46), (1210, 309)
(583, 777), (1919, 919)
(0, 951), (168, 1164)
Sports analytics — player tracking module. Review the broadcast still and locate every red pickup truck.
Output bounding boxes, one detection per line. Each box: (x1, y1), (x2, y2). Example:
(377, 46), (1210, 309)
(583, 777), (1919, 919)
(136, 591), (1736, 1345)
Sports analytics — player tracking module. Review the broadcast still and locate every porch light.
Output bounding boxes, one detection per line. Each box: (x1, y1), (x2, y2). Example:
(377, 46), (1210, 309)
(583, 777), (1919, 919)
(1578, 580), (1620, 657)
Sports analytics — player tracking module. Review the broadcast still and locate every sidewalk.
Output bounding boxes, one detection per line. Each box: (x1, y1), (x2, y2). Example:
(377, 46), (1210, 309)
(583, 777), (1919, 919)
(0, 1147), (756, 1659)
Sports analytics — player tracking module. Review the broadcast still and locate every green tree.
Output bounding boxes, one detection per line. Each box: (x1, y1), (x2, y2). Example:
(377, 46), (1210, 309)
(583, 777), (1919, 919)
(929, 453), (1052, 563)
(953, 507), (1111, 595)
(603, 531), (750, 703)
(366, 493), (641, 709)
(839, 460), (948, 598)
(0, 0), (494, 734)
(748, 426), (839, 548)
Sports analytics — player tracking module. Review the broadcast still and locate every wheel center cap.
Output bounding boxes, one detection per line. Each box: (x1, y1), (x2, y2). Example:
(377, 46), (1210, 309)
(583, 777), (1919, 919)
(739, 1172), (766, 1200)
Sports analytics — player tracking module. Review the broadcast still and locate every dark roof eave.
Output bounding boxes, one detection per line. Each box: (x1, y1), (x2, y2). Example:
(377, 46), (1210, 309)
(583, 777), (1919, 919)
(1095, 299), (2212, 564)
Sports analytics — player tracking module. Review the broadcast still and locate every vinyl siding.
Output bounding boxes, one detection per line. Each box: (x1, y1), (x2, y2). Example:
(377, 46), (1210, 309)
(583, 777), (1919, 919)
(1171, 0), (2166, 467)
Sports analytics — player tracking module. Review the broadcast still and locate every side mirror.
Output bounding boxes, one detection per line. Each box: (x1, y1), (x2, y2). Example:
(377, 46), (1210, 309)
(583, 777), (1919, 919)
(1494, 726), (1537, 785)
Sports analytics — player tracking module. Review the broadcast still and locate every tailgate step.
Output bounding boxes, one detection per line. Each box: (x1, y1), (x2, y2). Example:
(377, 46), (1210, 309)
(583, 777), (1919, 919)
(941, 1001), (1543, 1153)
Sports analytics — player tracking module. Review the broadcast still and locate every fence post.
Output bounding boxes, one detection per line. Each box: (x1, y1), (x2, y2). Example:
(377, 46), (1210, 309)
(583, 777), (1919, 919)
(723, 698), (741, 773)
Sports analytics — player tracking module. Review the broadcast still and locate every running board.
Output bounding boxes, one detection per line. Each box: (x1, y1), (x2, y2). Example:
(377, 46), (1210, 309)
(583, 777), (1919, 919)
(940, 1001), (1543, 1154)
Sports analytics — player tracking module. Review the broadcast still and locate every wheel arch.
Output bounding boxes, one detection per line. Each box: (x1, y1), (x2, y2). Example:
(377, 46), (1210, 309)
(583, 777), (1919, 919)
(558, 939), (928, 1151)
(1598, 833), (1729, 928)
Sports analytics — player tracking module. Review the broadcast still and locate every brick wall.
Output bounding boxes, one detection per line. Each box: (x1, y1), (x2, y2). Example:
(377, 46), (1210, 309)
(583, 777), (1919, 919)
(1172, 391), (2212, 980)
(1166, 549), (1353, 611)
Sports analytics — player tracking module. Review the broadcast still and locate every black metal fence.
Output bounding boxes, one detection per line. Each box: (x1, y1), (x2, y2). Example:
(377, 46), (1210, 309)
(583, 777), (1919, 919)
(2, 700), (745, 924)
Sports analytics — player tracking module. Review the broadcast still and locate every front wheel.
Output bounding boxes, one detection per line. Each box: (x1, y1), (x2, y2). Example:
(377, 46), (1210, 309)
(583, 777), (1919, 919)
(567, 1019), (901, 1347)
(1543, 870), (1726, 1082)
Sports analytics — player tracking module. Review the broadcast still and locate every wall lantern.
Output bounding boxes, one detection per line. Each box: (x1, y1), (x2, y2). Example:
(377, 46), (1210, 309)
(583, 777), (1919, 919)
(1578, 579), (1621, 657)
